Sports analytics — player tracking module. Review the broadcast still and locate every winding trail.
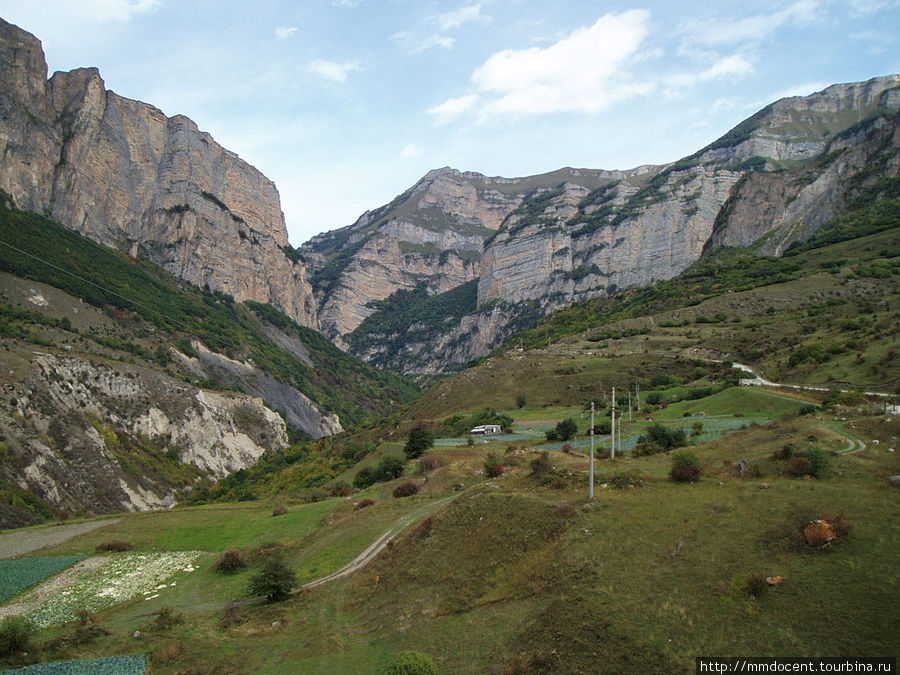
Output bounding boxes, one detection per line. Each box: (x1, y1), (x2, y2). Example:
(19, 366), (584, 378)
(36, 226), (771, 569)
(295, 493), (460, 593)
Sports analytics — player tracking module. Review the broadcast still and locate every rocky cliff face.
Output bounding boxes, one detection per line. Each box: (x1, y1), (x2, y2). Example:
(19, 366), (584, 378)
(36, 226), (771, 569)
(302, 167), (619, 342)
(0, 18), (317, 328)
(340, 76), (899, 374)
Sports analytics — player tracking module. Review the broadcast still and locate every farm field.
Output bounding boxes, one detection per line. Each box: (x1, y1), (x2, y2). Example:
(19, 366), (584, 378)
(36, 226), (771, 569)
(0, 384), (897, 672)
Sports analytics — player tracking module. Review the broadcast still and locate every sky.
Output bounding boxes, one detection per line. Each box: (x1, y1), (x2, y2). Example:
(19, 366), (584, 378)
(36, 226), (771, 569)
(0, 1), (898, 245)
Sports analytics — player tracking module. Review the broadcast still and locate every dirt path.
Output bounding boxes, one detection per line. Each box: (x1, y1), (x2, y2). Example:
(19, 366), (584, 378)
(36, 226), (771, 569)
(297, 493), (459, 592)
(0, 519), (121, 559)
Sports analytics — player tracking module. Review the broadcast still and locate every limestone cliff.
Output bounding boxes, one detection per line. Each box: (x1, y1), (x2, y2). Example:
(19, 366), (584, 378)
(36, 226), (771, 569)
(342, 76), (899, 374)
(0, 18), (317, 328)
(302, 167), (622, 342)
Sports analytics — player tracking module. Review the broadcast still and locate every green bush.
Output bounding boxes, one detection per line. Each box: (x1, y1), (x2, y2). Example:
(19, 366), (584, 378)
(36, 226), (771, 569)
(547, 417), (578, 441)
(382, 649), (438, 675)
(248, 559), (296, 603)
(635, 423), (687, 456)
(669, 450), (702, 483)
(786, 449), (830, 478)
(0, 615), (32, 656)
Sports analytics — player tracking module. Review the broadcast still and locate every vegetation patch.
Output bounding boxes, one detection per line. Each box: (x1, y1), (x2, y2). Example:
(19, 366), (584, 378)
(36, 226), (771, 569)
(24, 552), (200, 627)
(0, 557), (84, 604)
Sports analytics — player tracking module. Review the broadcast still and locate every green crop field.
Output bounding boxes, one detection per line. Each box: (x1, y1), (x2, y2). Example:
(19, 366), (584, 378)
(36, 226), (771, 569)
(0, 557), (83, 603)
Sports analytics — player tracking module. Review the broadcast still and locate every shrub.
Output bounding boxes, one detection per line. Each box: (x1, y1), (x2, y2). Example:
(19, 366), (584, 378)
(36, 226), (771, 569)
(637, 423), (687, 455)
(215, 549), (247, 574)
(95, 540), (134, 552)
(382, 649), (438, 675)
(393, 482), (419, 498)
(727, 573), (768, 601)
(0, 615), (32, 657)
(354, 499), (375, 511)
(608, 470), (646, 489)
(414, 516), (434, 539)
(272, 505), (288, 517)
(516, 393), (527, 408)
(670, 450), (702, 483)
(248, 559), (296, 602)
(404, 425), (434, 459)
(530, 451), (553, 476)
(772, 443), (796, 461)
(645, 392), (662, 405)
(484, 453), (504, 478)
(798, 404), (818, 416)
(785, 448), (830, 478)
(374, 456), (406, 482)
(417, 455), (443, 475)
(353, 466), (376, 489)
(148, 607), (183, 631)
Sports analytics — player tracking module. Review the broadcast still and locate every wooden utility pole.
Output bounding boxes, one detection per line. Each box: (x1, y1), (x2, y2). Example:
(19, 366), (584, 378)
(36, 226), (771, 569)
(589, 401), (595, 499)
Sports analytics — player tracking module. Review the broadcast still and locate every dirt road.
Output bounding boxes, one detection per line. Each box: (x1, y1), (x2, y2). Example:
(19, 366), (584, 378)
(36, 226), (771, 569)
(0, 519), (120, 559)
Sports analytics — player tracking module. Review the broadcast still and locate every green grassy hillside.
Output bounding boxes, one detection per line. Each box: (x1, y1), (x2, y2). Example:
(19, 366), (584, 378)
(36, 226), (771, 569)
(0, 202), (418, 427)
(1, 394), (896, 672)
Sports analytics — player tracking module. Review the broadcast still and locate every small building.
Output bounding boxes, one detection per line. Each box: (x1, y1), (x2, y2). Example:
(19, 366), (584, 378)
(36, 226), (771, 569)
(469, 424), (501, 435)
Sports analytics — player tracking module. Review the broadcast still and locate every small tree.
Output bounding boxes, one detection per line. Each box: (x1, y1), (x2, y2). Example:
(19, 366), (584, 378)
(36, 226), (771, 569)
(404, 426), (434, 459)
(248, 558), (296, 603)
(516, 393), (527, 409)
(484, 453), (504, 478)
(374, 455), (406, 481)
(554, 418), (578, 441)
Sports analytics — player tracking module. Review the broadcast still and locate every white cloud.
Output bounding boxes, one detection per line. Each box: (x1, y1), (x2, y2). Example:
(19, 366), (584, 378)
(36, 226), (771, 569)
(665, 54), (754, 91)
(393, 31), (455, 53)
(400, 142), (423, 158)
(275, 26), (298, 40)
(469, 10), (653, 118)
(331, 0), (360, 7)
(435, 4), (484, 31)
(682, 0), (820, 47)
(428, 94), (479, 124)
(307, 59), (362, 83)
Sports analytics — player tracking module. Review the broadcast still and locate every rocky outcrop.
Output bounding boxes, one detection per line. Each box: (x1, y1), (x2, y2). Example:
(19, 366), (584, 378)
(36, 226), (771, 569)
(0, 348), (288, 518)
(0, 18), (317, 328)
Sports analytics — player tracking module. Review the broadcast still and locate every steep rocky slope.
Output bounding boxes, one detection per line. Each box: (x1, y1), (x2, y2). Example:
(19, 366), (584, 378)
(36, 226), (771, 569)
(302, 167), (630, 343)
(340, 76), (899, 374)
(0, 18), (317, 328)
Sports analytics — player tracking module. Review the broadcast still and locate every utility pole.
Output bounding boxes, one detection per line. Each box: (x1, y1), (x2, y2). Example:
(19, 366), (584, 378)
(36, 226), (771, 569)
(611, 387), (616, 460)
(628, 393), (632, 422)
(635, 381), (641, 413)
(589, 401), (595, 499)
